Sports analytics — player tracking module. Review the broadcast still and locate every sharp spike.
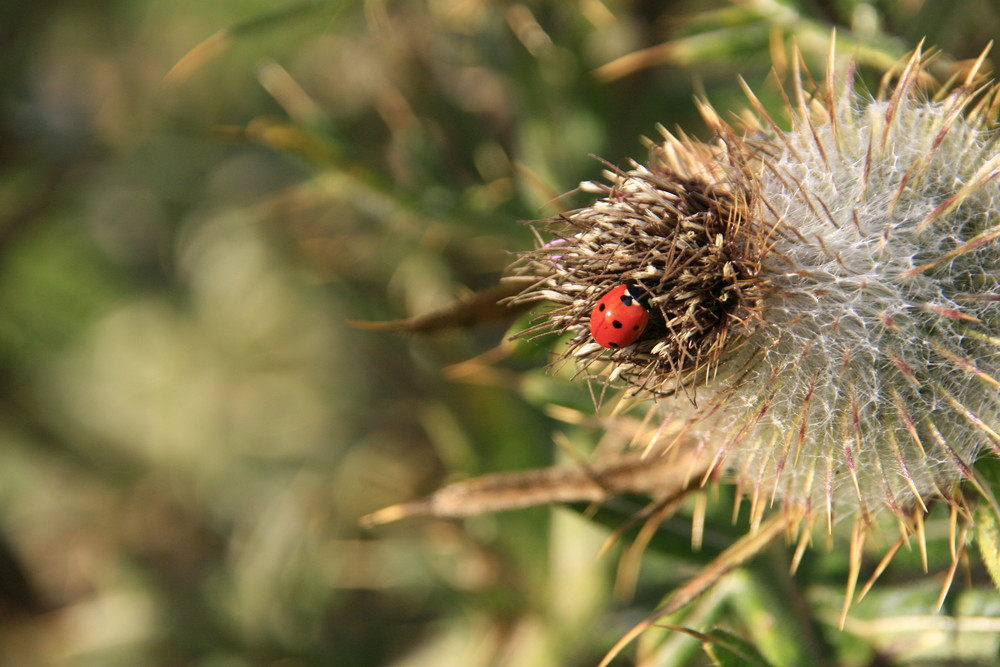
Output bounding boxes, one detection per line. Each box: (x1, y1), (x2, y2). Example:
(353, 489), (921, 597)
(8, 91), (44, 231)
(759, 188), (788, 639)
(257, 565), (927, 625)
(896, 512), (913, 551)
(840, 519), (865, 629)
(641, 409), (675, 458)
(915, 510), (929, 572)
(615, 496), (687, 599)
(823, 455), (835, 536)
(937, 383), (1000, 454)
(844, 389), (869, 518)
(936, 521), (969, 611)
(932, 341), (1000, 388)
(789, 518), (813, 575)
(857, 536), (905, 601)
(792, 64), (830, 169)
(737, 76), (804, 163)
(861, 105), (876, 202)
(949, 502), (959, 561)
(693, 97), (725, 134)
(886, 429), (927, 513)
(882, 41), (926, 152)
(691, 490), (707, 551)
(963, 42), (994, 87)
(912, 161), (1000, 235)
(750, 487), (766, 532)
(791, 374), (818, 465)
(892, 387), (928, 457)
(824, 31), (842, 151)
(732, 479), (745, 524)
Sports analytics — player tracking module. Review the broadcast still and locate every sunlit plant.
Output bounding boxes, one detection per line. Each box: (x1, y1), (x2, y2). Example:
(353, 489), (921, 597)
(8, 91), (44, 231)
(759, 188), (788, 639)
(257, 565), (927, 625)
(516, 43), (1000, 532)
(371, 42), (1000, 662)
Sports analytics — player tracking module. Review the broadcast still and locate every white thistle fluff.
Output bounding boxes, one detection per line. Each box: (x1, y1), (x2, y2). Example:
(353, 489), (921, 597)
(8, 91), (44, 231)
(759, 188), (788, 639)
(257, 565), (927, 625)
(515, 49), (1000, 527)
(716, 87), (1000, 522)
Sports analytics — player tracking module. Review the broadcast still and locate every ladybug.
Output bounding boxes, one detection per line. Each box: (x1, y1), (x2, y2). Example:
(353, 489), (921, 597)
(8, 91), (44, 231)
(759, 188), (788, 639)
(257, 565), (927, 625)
(589, 284), (650, 349)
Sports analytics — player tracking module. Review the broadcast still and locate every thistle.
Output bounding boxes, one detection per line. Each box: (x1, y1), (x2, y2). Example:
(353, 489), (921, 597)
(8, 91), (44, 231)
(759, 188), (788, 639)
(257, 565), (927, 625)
(512, 45), (1000, 544)
(364, 46), (1000, 661)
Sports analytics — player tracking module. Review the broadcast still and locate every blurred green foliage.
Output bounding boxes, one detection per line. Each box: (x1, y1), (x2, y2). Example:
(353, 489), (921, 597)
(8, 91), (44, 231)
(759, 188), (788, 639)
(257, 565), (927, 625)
(3, 0), (1000, 665)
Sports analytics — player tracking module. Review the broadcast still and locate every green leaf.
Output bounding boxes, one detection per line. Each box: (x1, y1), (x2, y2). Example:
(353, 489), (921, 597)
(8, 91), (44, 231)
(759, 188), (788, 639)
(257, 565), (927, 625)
(658, 625), (776, 667)
(702, 627), (775, 667)
(975, 502), (1000, 593)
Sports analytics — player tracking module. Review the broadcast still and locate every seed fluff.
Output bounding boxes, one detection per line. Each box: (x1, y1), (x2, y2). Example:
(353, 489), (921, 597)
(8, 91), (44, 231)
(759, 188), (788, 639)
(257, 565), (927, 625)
(510, 44), (1000, 531)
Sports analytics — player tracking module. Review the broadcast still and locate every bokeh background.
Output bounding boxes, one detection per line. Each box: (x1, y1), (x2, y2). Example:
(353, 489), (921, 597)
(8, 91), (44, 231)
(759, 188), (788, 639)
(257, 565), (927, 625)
(4, 1), (1000, 665)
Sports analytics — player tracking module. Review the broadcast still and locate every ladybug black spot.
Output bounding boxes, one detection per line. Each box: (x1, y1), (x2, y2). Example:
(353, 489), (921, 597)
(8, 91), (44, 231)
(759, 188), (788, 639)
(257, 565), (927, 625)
(599, 303), (605, 312)
(612, 320), (623, 329)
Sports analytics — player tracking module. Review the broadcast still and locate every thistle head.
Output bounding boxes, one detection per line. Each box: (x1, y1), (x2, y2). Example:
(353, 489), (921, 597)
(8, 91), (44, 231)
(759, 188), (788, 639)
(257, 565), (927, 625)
(514, 154), (766, 397)
(513, 46), (1000, 531)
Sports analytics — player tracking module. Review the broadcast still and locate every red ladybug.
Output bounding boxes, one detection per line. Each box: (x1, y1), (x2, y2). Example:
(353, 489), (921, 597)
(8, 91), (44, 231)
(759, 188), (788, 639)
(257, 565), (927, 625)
(589, 284), (649, 348)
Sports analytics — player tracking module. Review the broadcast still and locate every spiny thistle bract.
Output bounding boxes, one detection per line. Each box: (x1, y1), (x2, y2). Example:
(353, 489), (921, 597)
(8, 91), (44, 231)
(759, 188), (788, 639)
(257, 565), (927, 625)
(512, 46), (1000, 537)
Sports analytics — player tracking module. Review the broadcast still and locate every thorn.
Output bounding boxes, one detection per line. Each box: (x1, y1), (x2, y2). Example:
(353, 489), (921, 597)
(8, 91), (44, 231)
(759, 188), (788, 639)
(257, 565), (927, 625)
(885, 348), (921, 387)
(915, 511), (929, 572)
(896, 513), (913, 552)
(963, 42), (994, 86)
(845, 389), (867, 516)
(857, 536), (905, 601)
(750, 486), (765, 532)
(882, 41), (926, 152)
(949, 503), (959, 562)
(938, 383), (1000, 453)
(692, 491), (707, 551)
(824, 32), (844, 153)
(792, 375), (819, 464)
(737, 76), (803, 163)
(936, 520), (969, 611)
(840, 520), (865, 629)
(790, 521), (813, 575)
(932, 342), (1000, 388)
(886, 429), (927, 513)
(921, 303), (981, 323)
(891, 387), (928, 457)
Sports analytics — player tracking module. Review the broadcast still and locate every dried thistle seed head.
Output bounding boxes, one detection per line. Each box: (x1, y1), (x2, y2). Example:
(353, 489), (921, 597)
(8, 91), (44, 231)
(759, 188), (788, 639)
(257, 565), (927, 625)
(512, 163), (765, 396)
(513, 47), (1000, 527)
